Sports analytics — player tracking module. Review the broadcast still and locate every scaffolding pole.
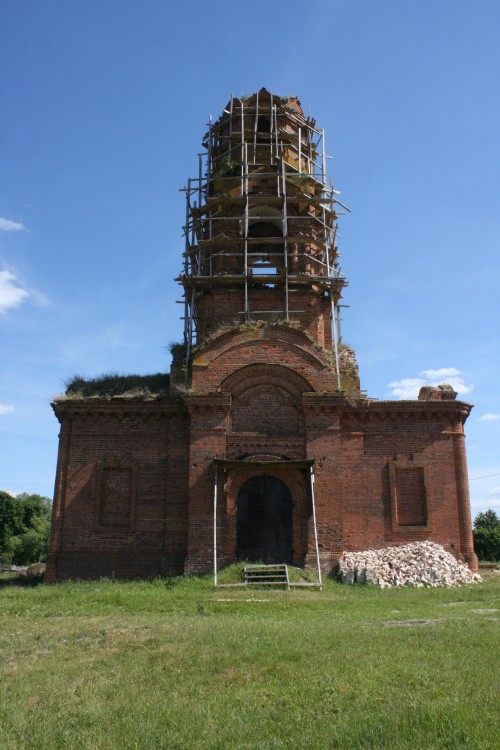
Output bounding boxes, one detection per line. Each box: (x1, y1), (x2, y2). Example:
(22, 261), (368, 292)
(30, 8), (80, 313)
(309, 465), (323, 588)
(244, 142), (249, 319)
(213, 463), (218, 587)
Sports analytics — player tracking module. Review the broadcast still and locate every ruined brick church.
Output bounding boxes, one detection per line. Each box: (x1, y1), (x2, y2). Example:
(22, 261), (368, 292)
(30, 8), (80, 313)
(46, 89), (477, 582)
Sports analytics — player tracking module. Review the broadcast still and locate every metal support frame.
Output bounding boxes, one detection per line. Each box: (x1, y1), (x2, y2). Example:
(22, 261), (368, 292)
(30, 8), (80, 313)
(212, 459), (322, 589)
(179, 94), (349, 382)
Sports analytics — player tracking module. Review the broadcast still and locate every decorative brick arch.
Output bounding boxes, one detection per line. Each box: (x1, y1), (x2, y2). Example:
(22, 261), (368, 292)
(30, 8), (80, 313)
(221, 363), (313, 436)
(220, 362), (314, 397)
(221, 462), (310, 566)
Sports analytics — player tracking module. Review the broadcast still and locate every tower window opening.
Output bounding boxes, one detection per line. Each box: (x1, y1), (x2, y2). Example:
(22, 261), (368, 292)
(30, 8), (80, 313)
(257, 115), (271, 134)
(251, 265), (279, 276)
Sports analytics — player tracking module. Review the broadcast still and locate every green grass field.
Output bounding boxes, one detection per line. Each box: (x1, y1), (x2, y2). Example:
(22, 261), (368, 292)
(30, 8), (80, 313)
(1, 568), (498, 750)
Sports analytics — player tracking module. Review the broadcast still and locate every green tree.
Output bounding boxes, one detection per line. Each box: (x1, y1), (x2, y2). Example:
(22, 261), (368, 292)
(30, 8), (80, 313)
(473, 509), (500, 562)
(473, 509), (500, 531)
(0, 491), (52, 566)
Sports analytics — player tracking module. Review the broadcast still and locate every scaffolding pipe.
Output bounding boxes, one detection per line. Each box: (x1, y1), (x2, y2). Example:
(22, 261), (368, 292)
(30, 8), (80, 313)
(228, 94), (233, 161)
(269, 92), (274, 163)
(325, 224), (341, 389)
(244, 143), (249, 319)
(207, 116), (213, 178)
(322, 129), (326, 185)
(183, 178), (192, 347)
(309, 466), (323, 588)
(274, 104), (279, 159)
(282, 158), (289, 320)
(253, 89), (259, 162)
(213, 464), (218, 587)
(298, 127), (302, 173)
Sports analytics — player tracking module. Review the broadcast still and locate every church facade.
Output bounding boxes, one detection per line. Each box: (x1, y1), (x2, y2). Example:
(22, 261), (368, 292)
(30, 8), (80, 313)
(45, 90), (477, 582)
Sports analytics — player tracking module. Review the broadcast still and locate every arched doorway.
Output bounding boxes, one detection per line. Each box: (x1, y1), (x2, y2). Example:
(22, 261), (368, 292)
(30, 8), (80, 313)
(236, 475), (293, 563)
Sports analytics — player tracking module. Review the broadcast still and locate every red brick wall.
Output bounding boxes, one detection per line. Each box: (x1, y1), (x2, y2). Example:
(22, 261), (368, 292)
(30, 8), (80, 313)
(196, 290), (332, 347)
(46, 402), (190, 581)
(47, 328), (477, 581)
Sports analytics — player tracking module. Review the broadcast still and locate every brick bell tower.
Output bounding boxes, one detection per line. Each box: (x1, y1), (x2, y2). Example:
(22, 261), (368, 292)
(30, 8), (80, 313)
(177, 88), (354, 389)
(176, 89), (362, 575)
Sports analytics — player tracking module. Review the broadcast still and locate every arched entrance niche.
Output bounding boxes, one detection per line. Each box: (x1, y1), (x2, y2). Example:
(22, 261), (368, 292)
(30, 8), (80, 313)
(237, 475), (292, 563)
(222, 462), (310, 567)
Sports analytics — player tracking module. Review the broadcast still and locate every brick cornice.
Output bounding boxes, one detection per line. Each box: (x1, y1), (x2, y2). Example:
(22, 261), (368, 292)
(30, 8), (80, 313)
(51, 397), (183, 423)
(347, 399), (472, 423)
(182, 392), (232, 416)
(302, 392), (346, 413)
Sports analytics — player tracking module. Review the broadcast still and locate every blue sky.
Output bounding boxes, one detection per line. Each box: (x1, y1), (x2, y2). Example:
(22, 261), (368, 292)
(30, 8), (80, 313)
(1, 0), (499, 520)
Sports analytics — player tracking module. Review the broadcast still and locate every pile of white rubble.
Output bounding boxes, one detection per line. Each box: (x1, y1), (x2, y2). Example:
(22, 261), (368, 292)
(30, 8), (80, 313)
(338, 541), (482, 588)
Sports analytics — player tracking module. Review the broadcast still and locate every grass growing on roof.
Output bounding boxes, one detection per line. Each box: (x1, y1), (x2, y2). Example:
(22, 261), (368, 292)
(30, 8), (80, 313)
(60, 372), (169, 399)
(0, 571), (498, 749)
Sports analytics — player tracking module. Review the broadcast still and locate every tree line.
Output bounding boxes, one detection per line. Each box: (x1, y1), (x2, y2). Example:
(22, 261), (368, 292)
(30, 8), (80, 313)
(0, 490), (51, 566)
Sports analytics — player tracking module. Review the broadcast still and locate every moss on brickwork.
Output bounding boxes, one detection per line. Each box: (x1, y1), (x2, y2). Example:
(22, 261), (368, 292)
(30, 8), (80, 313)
(58, 372), (169, 400)
(195, 319), (315, 353)
(191, 322), (362, 396)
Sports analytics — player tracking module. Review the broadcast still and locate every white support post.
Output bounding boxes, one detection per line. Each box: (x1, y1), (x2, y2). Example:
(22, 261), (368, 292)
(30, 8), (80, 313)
(322, 129), (326, 185)
(207, 116), (213, 178)
(325, 223), (341, 389)
(244, 143), (249, 320)
(269, 92), (273, 164)
(274, 104), (279, 159)
(253, 89), (259, 163)
(309, 466), (322, 588)
(298, 127), (302, 173)
(198, 154), (202, 207)
(282, 159), (289, 321)
(228, 94), (233, 161)
(241, 101), (245, 168)
(183, 178), (192, 348)
(332, 298), (341, 390)
(213, 464), (218, 587)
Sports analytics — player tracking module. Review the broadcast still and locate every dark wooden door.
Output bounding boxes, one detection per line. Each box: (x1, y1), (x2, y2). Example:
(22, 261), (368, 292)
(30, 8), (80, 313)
(237, 476), (293, 563)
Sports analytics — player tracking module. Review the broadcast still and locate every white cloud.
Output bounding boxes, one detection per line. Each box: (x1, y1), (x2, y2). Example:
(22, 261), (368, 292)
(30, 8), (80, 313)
(479, 413), (500, 422)
(420, 367), (459, 379)
(0, 270), (30, 313)
(388, 368), (473, 400)
(0, 217), (27, 232)
(488, 486), (500, 495)
(471, 498), (500, 517)
(0, 403), (14, 415)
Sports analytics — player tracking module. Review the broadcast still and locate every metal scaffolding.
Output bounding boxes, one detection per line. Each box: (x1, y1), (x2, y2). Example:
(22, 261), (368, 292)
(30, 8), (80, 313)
(177, 90), (349, 386)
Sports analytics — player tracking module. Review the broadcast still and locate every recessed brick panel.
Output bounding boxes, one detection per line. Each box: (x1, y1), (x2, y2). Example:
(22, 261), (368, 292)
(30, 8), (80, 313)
(99, 468), (132, 528)
(395, 468), (427, 526)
